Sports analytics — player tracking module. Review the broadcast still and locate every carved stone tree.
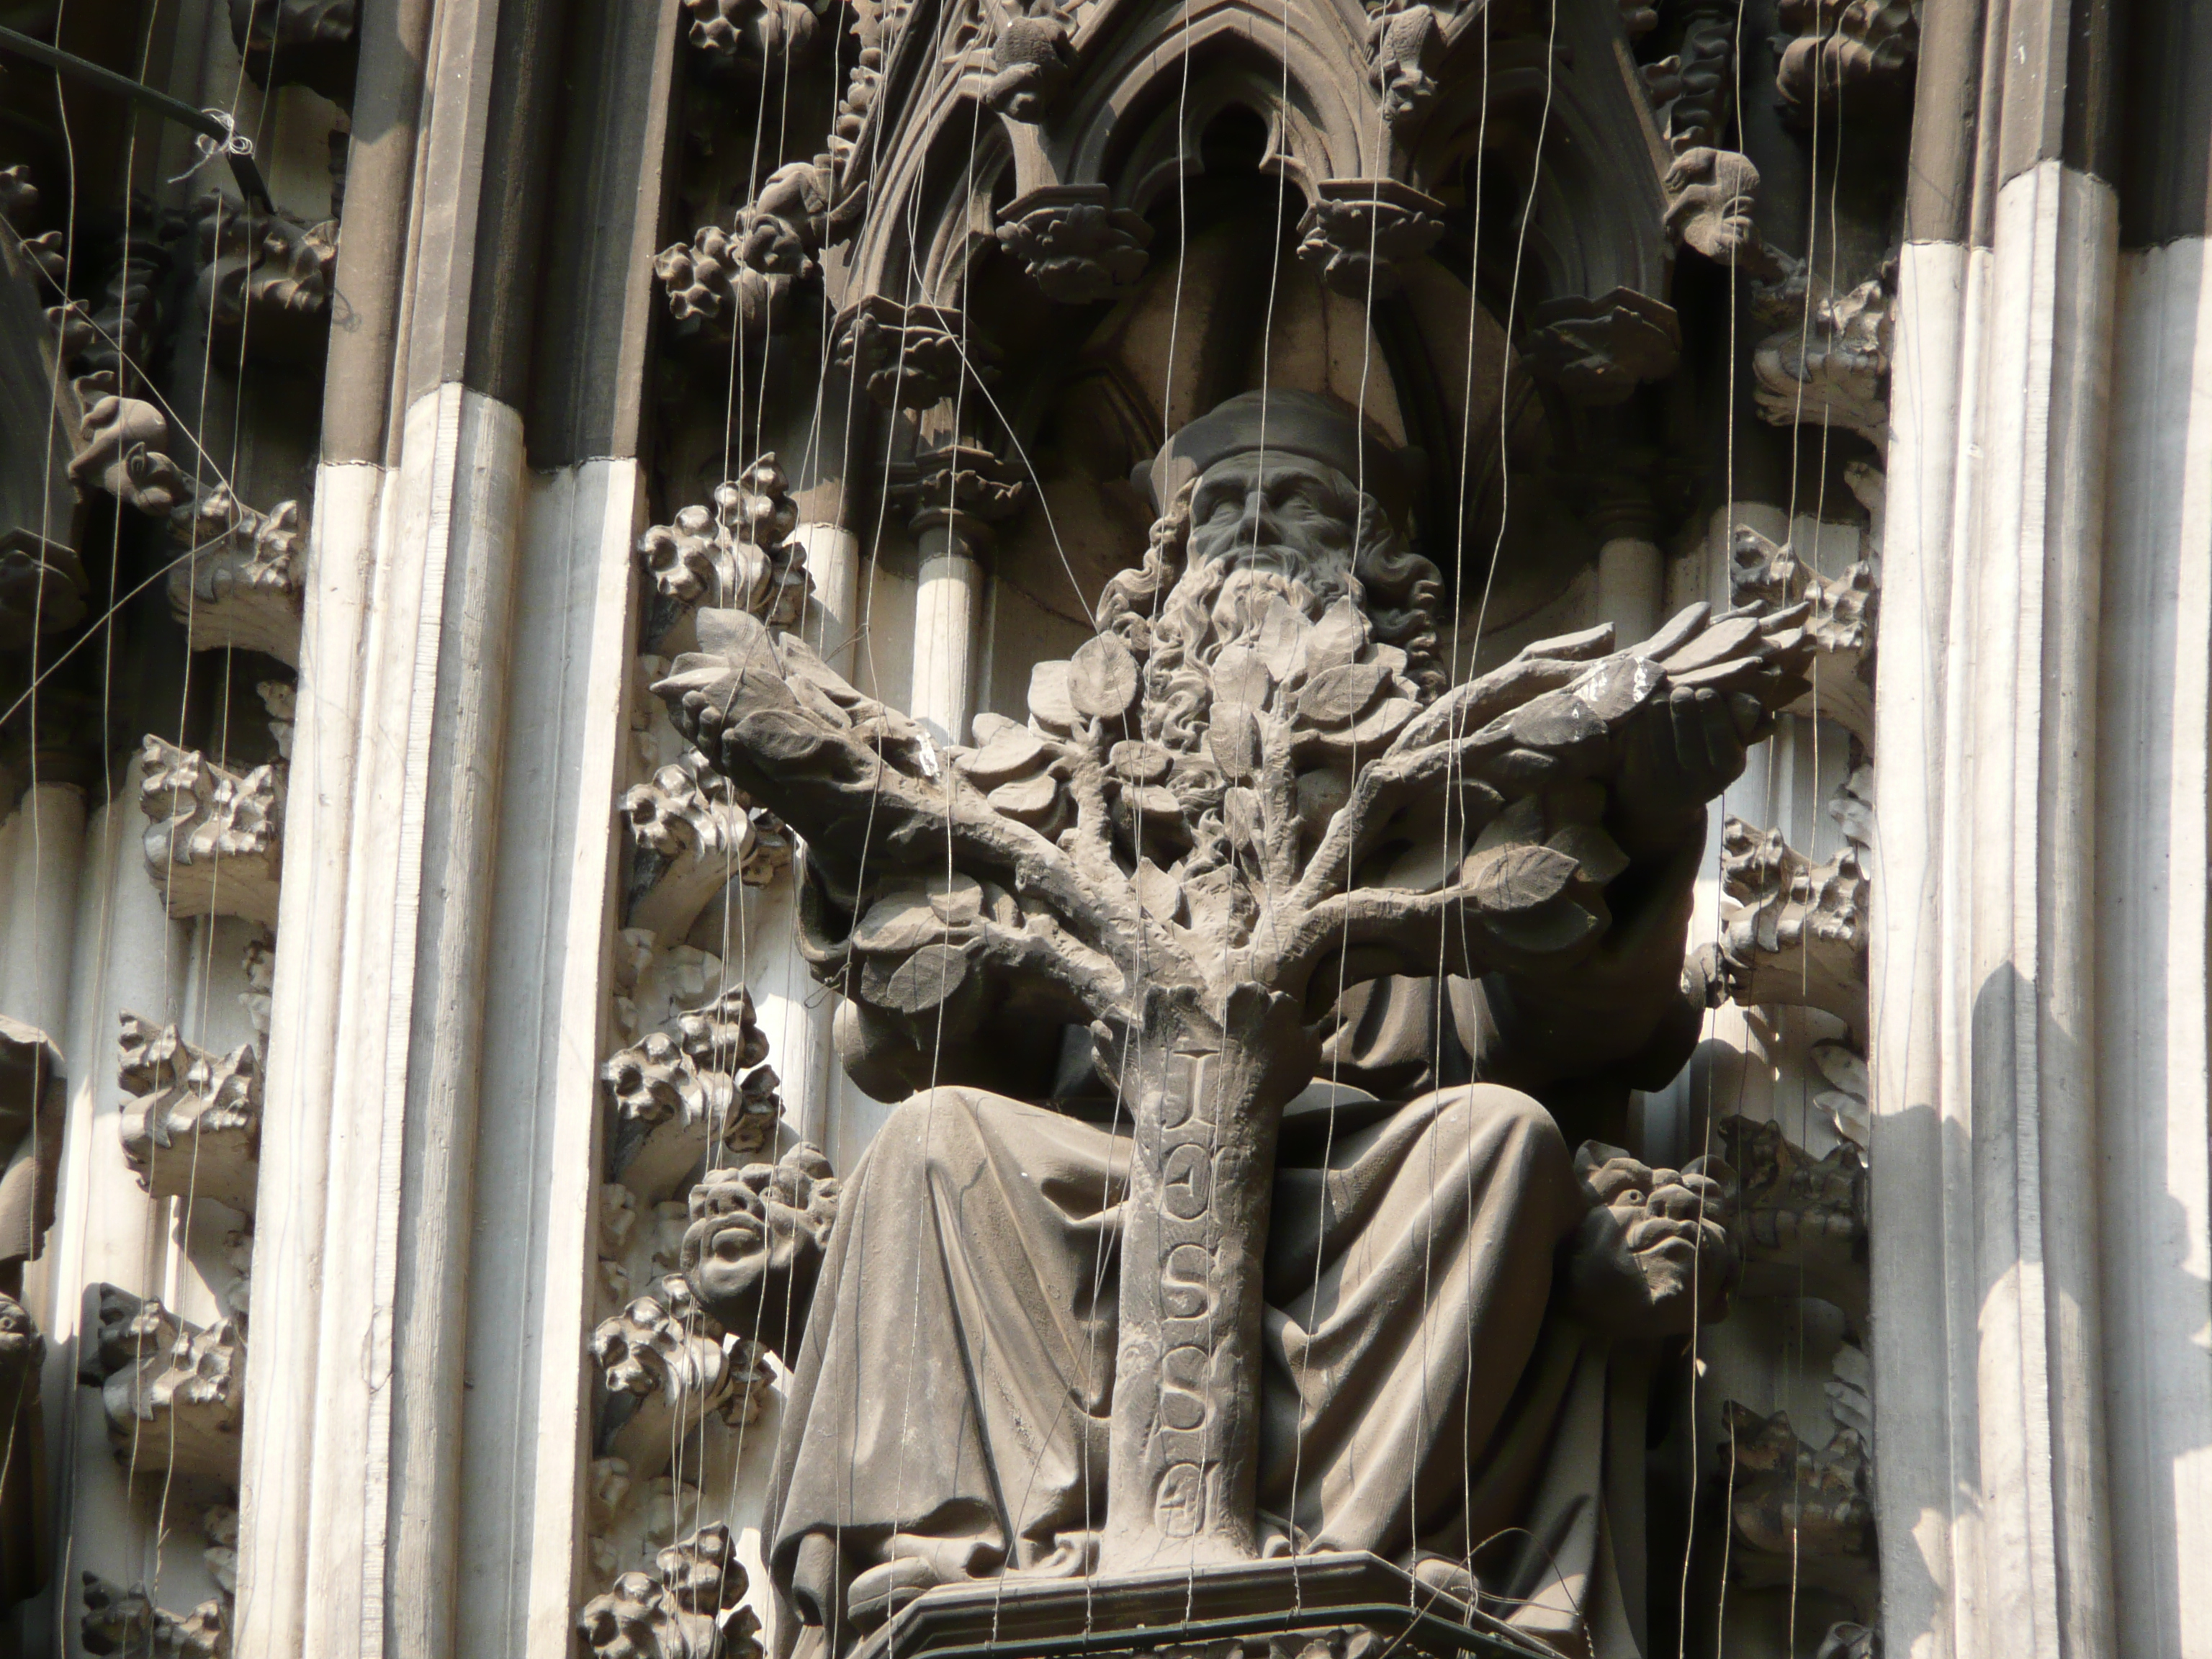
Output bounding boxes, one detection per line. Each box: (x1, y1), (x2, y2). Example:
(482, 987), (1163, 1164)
(656, 424), (1813, 1568)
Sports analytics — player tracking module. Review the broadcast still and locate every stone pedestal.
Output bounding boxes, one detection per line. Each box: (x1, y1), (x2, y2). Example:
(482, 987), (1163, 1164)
(852, 1555), (1561, 1659)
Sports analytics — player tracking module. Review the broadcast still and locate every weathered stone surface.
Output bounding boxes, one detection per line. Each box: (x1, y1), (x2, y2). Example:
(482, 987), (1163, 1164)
(602, 987), (781, 1201)
(577, 1524), (761, 1659)
(1293, 181), (1444, 297)
(1718, 1115), (1868, 1323)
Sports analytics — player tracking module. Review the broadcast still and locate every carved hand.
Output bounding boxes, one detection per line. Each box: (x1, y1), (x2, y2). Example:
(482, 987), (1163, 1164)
(679, 1144), (839, 1357)
(1563, 1142), (1737, 1337)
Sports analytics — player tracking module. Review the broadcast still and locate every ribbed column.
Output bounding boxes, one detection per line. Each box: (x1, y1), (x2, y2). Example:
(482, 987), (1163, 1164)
(1870, 1), (2123, 1654)
(2090, 9), (2212, 1653)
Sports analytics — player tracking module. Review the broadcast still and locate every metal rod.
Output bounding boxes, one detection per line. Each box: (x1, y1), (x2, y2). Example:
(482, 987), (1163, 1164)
(0, 24), (274, 206)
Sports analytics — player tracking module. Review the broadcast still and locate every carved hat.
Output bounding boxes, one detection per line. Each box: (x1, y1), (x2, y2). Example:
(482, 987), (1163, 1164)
(1141, 390), (1416, 530)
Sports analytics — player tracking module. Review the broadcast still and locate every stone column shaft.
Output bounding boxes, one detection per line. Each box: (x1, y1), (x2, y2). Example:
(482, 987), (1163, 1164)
(912, 526), (986, 745)
(1870, 1), (2122, 1653)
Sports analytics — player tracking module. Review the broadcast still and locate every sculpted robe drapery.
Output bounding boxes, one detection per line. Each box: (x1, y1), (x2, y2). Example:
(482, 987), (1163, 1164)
(765, 976), (1668, 1659)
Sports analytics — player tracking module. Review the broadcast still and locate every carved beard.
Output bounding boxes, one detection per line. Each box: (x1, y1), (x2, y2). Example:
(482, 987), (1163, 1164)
(1139, 549), (1367, 753)
(1179, 555), (1358, 670)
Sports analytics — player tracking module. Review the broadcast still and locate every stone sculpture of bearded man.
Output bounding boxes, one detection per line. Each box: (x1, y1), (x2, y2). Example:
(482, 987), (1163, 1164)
(658, 391), (1806, 1659)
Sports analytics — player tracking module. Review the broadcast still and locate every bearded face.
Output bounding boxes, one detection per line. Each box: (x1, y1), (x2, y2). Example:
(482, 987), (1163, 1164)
(1180, 453), (1366, 641)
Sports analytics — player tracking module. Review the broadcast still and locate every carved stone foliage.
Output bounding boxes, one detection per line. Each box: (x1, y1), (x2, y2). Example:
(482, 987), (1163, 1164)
(639, 456), (814, 626)
(168, 488), (306, 664)
(683, 0), (827, 77)
(995, 186), (1151, 305)
(1642, 6), (1735, 151)
(655, 161), (855, 341)
(576, 1524), (762, 1659)
(1293, 181), (1444, 298)
(830, 44), (885, 168)
(833, 297), (994, 410)
(984, 0), (1076, 120)
(1752, 258), (1894, 444)
(890, 444), (1028, 543)
(1717, 1115), (1867, 1323)
(0, 165), (64, 284)
(1809, 1035), (1867, 1148)
(1365, 0), (1445, 127)
(654, 221), (791, 339)
(189, 193), (336, 361)
(1730, 524), (1878, 740)
(601, 986), (781, 1200)
(1722, 1402), (1876, 1605)
(1774, 0), (1919, 124)
(0, 529), (89, 648)
(1717, 817), (1866, 1028)
(1526, 289), (1682, 405)
(624, 748), (791, 941)
(590, 1280), (770, 1478)
(84, 1287), (243, 1481)
(229, 0), (359, 101)
(116, 1015), (261, 1213)
(81, 1572), (230, 1659)
(138, 736), (284, 926)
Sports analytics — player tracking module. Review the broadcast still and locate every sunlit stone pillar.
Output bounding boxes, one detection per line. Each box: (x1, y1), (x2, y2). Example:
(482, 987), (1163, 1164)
(1869, 1), (2122, 1653)
(900, 444), (1028, 746)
